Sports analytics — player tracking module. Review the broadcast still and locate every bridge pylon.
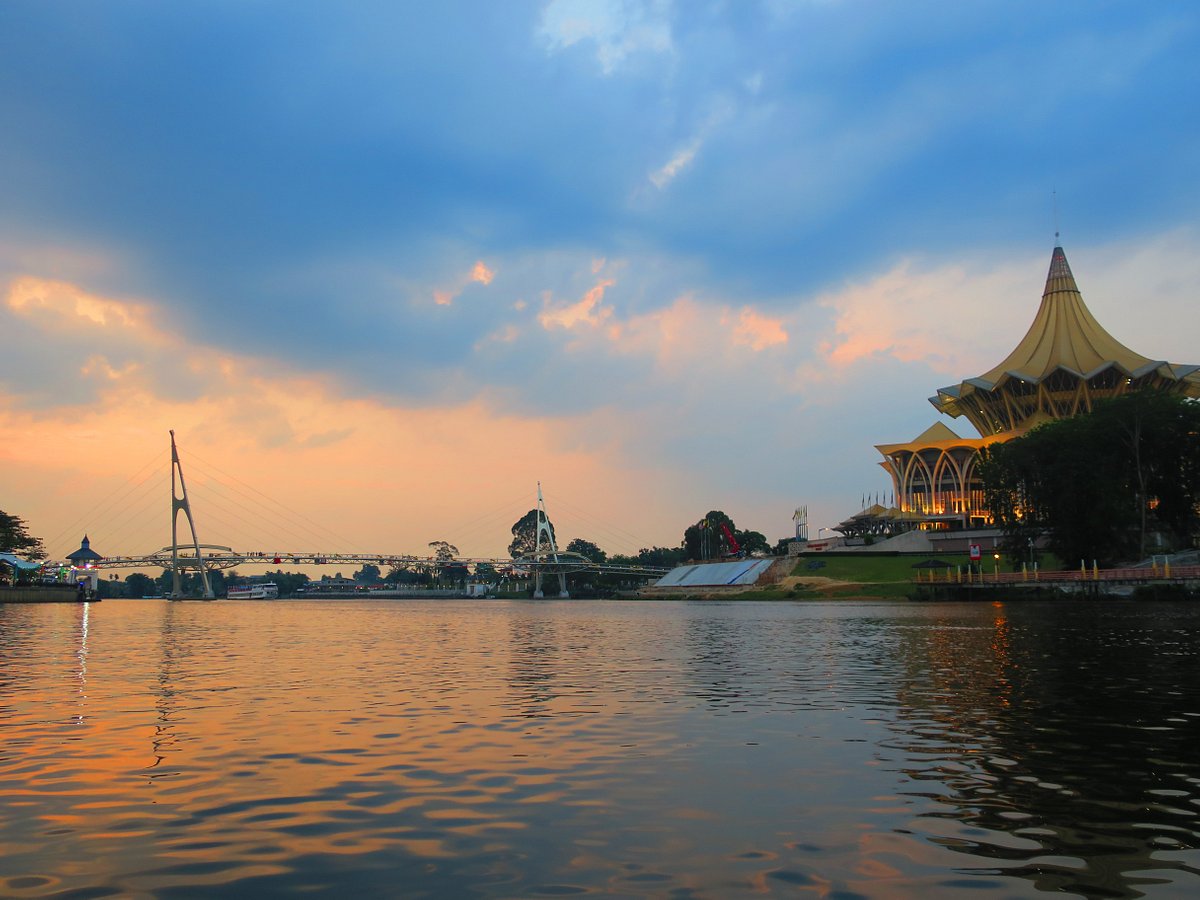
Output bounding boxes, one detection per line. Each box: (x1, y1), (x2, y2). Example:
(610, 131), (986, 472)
(169, 430), (214, 599)
(533, 483), (568, 599)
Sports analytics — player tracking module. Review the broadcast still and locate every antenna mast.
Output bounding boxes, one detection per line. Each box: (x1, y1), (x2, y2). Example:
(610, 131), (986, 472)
(1052, 189), (1061, 245)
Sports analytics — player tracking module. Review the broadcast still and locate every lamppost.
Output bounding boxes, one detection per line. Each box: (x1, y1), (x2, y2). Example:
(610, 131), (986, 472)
(993, 552), (1000, 578)
(818, 527), (829, 539)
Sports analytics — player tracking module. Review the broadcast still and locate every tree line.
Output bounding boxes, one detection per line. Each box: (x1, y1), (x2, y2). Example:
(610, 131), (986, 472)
(4, 497), (783, 597)
(978, 391), (1200, 567)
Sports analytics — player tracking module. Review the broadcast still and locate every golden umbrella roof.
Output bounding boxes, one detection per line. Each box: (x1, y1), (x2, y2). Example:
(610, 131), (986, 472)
(932, 244), (1200, 425)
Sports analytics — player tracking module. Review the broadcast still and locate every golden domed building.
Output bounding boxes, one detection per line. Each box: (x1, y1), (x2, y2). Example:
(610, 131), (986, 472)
(871, 243), (1200, 532)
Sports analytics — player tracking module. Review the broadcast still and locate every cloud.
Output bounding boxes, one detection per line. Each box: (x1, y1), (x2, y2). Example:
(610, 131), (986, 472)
(731, 308), (788, 351)
(810, 229), (1200, 390)
(3, 1), (1200, 560)
(538, 0), (673, 74)
(649, 140), (701, 189)
(431, 259), (496, 307)
(647, 99), (737, 191)
(6, 277), (159, 338)
(814, 258), (1027, 377)
(0, 274), (699, 560)
(470, 260), (495, 285)
(538, 279), (615, 331)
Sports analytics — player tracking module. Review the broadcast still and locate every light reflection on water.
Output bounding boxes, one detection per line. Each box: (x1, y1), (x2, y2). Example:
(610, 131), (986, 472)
(1, 599), (1198, 898)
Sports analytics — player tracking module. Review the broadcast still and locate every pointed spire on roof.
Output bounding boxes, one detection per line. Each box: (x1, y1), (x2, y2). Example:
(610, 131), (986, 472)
(929, 239), (1200, 434)
(954, 242), (1151, 388)
(1044, 243), (1079, 296)
(67, 535), (103, 563)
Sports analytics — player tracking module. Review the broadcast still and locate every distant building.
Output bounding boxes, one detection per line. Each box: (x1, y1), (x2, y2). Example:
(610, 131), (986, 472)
(868, 243), (1200, 533)
(66, 535), (103, 567)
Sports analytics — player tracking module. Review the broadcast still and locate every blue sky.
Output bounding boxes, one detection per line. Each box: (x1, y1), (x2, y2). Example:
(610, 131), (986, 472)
(3, 1), (1200, 560)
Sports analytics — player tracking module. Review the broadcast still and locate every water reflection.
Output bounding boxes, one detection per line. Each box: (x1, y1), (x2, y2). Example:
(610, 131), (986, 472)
(0, 599), (1198, 898)
(149, 602), (184, 774)
(507, 608), (562, 716)
(885, 602), (1200, 898)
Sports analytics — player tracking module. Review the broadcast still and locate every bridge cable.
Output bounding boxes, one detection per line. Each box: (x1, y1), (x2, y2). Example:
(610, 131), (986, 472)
(44, 448), (167, 557)
(182, 450), (361, 551)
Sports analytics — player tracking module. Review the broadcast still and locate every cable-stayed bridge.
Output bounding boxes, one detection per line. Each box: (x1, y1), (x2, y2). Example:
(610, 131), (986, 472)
(81, 432), (670, 598)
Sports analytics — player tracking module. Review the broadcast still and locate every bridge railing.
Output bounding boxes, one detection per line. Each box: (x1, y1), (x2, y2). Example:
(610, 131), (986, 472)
(92, 551), (671, 578)
(912, 565), (1200, 585)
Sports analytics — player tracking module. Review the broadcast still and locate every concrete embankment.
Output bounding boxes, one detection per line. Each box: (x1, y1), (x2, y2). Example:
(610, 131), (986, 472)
(1, 585), (91, 603)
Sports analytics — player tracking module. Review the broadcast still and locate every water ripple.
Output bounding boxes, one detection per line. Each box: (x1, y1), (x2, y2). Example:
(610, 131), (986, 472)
(2, 599), (1200, 897)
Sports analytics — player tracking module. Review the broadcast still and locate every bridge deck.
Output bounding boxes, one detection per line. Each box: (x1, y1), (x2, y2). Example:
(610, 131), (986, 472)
(94, 551), (669, 578)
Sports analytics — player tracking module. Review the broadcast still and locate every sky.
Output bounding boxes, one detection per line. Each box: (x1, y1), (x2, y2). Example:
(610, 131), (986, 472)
(3, 0), (1200, 564)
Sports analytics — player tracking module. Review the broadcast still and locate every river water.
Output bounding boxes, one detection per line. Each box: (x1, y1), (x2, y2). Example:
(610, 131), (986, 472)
(1, 599), (1198, 899)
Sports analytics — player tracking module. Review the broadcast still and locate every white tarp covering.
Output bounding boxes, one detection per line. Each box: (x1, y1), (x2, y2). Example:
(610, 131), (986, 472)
(655, 559), (774, 587)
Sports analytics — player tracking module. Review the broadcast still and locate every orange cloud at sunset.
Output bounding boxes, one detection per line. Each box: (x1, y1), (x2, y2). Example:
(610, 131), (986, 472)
(0, 276), (687, 564)
(816, 257), (1037, 376)
(730, 308), (788, 351)
(538, 279), (614, 331)
(470, 260), (494, 285)
(432, 259), (496, 306)
(7, 276), (159, 337)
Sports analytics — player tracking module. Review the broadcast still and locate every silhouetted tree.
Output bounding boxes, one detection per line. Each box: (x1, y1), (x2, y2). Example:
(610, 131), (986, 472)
(609, 546), (686, 568)
(0, 509), (46, 558)
(735, 529), (770, 556)
(125, 572), (158, 597)
(428, 541), (459, 562)
(508, 510), (555, 558)
(683, 511), (737, 560)
(353, 563), (382, 583)
(565, 538), (606, 562)
(979, 392), (1200, 565)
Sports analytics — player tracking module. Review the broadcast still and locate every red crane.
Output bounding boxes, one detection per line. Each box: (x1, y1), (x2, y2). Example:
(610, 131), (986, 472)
(719, 522), (742, 558)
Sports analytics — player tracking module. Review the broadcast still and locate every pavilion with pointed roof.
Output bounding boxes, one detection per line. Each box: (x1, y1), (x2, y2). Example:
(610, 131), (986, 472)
(66, 535), (103, 567)
(870, 242), (1200, 532)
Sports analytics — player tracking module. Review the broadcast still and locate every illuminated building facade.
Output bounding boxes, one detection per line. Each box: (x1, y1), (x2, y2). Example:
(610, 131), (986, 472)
(872, 243), (1200, 531)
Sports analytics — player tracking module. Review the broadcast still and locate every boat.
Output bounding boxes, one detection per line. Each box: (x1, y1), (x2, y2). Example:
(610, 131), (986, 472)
(226, 582), (279, 600)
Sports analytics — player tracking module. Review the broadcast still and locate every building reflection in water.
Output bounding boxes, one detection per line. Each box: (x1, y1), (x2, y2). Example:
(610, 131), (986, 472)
(73, 601), (89, 724)
(885, 602), (1200, 898)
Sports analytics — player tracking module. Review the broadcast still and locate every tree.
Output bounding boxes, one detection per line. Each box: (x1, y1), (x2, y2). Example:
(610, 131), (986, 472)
(125, 572), (158, 598)
(388, 564), (430, 585)
(565, 538), (606, 562)
(735, 529), (770, 556)
(683, 511), (737, 560)
(610, 546), (687, 569)
(0, 509), (46, 559)
(427, 541), (461, 585)
(508, 510), (555, 558)
(353, 563), (382, 584)
(262, 570), (311, 596)
(979, 391), (1200, 566)
(428, 541), (459, 562)
(438, 561), (469, 586)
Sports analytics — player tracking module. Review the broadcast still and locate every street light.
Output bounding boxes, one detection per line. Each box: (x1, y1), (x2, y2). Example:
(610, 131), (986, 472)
(818, 527), (829, 539)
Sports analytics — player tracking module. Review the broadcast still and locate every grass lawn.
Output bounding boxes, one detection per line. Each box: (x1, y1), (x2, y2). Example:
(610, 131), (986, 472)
(793, 555), (936, 583)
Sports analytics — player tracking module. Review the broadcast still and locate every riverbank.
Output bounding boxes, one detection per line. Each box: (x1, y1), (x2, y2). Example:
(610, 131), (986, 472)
(0, 585), (92, 603)
(638, 555), (919, 601)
